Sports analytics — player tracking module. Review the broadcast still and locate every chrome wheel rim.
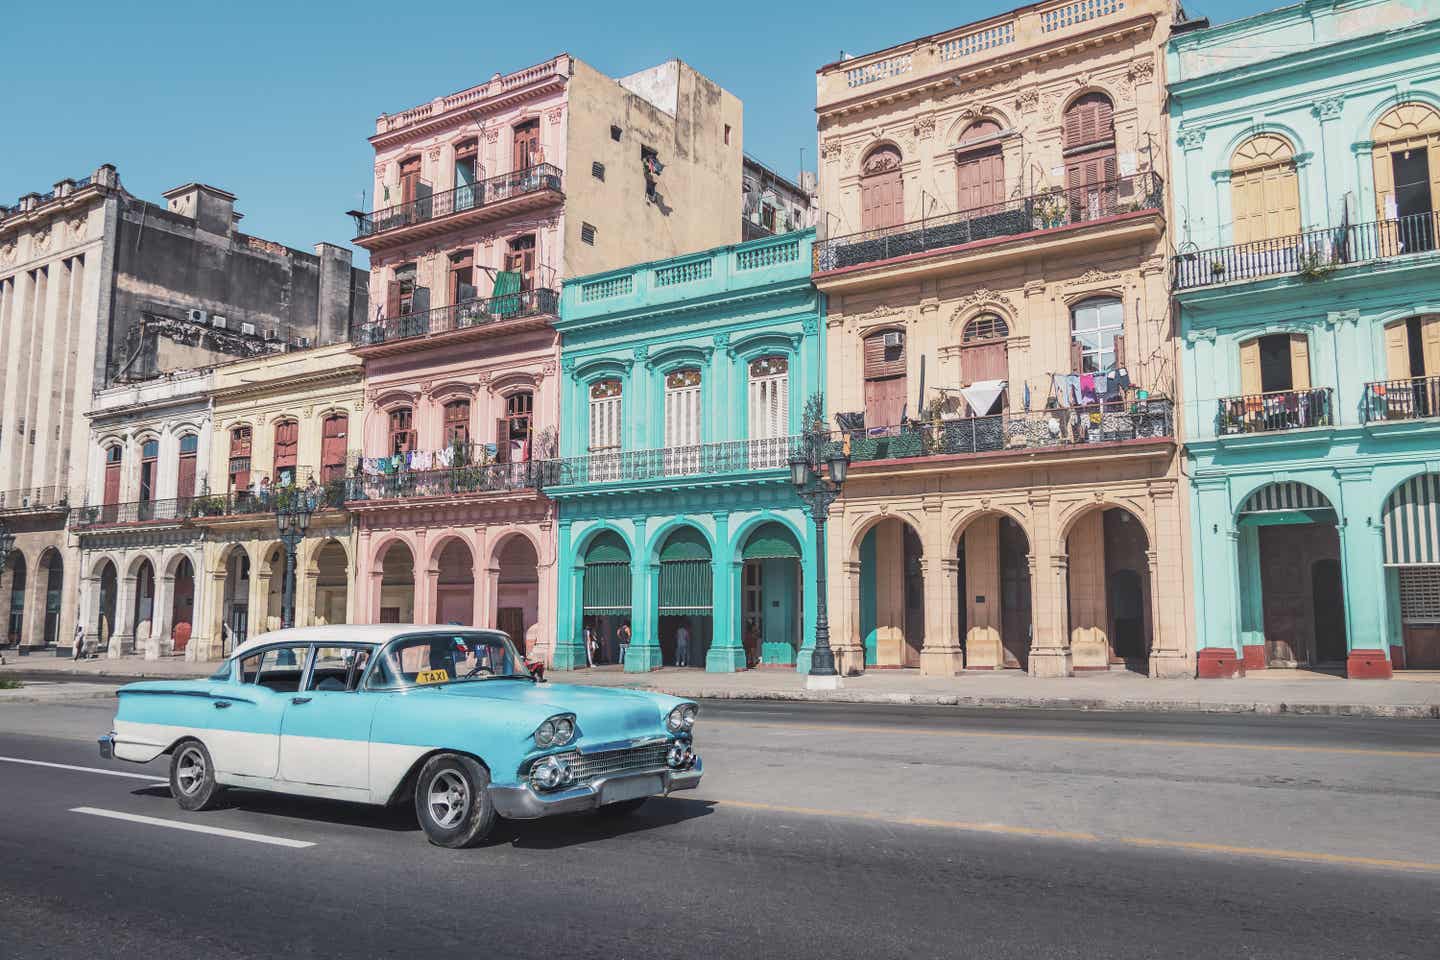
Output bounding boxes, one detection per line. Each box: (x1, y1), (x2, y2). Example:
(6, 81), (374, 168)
(426, 770), (470, 829)
(175, 746), (207, 796)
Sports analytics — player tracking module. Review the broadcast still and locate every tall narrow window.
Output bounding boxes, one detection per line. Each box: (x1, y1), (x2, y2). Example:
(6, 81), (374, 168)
(1371, 103), (1440, 254)
(1239, 333), (1309, 395)
(320, 414), (348, 483)
(1063, 93), (1117, 220)
(497, 391), (533, 463)
(388, 408), (414, 457)
(444, 400), (471, 448)
(103, 445), (122, 507)
(449, 249), (475, 306)
(1230, 135), (1300, 245)
(513, 119), (541, 172)
(959, 315), (1010, 407)
(748, 356), (790, 468)
(859, 146), (904, 230)
(589, 379), (623, 452)
(505, 235), (536, 292)
(664, 369), (703, 475)
(177, 434), (198, 505)
(1069, 297), (1124, 374)
(273, 420), (298, 487)
(956, 120), (1005, 214)
(139, 439), (159, 503)
(863, 330), (907, 429)
(453, 138), (478, 211)
(386, 263), (419, 319)
(398, 155), (421, 206)
(228, 426), (252, 492)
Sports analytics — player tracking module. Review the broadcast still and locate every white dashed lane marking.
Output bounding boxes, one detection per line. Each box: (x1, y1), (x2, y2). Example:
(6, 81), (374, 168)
(70, 807), (316, 849)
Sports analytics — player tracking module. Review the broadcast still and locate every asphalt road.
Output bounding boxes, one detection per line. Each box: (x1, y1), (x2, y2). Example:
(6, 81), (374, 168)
(0, 698), (1437, 959)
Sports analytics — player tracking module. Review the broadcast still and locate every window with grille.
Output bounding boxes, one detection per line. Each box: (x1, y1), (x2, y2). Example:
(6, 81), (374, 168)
(610, 125), (622, 142)
(1400, 567), (1440, 623)
(589, 379), (623, 452)
(591, 162), (605, 181)
(581, 222), (596, 245)
(962, 315), (1009, 342)
(443, 400), (470, 447)
(388, 408), (414, 456)
(748, 356), (789, 440)
(665, 369), (702, 448)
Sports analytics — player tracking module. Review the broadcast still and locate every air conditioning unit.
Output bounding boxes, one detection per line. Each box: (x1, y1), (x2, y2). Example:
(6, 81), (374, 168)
(883, 331), (904, 348)
(186, 308), (208, 325)
(240, 322), (257, 337)
(210, 314), (228, 330)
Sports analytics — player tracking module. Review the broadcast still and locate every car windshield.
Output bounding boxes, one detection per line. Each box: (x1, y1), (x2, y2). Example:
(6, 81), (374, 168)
(369, 632), (531, 689)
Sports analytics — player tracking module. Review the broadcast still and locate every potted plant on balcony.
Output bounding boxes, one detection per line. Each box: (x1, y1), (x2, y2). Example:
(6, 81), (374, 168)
(1297, 243), (1336, 281)
(1210, 259), (1226, 277)
(1035, 193), (1068, 229)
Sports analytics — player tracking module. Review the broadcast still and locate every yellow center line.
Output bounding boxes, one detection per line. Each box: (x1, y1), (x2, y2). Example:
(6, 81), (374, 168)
(707, 720), (1440, 759)
(712, 798), (1440, 873)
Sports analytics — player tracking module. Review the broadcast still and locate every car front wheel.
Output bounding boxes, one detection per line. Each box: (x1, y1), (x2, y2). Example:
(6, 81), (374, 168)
(414, 754), (495, 848)
(169, 739), (223, 811)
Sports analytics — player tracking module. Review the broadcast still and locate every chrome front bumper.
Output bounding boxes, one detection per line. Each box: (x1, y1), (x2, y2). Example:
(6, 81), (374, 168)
(97, 733), (115, 760)
(489, 757), (702, 820)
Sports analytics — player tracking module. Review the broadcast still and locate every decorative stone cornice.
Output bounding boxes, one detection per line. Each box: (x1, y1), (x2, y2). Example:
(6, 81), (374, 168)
(1185, 328), (1218, 344)
(1179, 128), (1207, 151)
(1314, 96), (1344, 121)
(1325, 309), (1361, 328)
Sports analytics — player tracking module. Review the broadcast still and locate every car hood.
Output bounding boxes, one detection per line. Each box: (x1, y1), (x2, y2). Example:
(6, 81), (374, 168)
(424, 681), (683, 746)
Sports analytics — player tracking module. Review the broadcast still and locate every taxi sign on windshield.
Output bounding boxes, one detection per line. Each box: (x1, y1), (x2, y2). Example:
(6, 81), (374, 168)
(415, 668), (450, 685)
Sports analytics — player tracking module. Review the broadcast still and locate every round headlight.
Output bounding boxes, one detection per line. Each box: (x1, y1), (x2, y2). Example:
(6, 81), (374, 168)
(553, 717), (575, 746)
(681, 704), (697, 729)
(535, 719), (556, 747)
(667, 703), (698, 733)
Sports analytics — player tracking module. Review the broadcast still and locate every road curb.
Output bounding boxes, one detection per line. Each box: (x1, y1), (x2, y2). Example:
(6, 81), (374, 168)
(0, 689), (119, 705)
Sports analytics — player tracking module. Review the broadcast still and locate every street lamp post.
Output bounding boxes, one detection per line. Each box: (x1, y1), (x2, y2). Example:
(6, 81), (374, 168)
(0, 523), (13, 649)
(789, 431), (850, 688)
(275, 495), (313, 630)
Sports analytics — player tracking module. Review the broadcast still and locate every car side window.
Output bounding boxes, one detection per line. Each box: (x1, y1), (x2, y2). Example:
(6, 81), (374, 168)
(306, 646), (374, 693)
(249, 645), (312, 693)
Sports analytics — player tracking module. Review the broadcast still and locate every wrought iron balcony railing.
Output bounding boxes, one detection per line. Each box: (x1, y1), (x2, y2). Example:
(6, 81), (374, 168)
(353, 288), (558, 347)
(546, 436), (803, 487)
(352, 164), (563, 238)
(813, 172), (1163, 273)
(1174, 210), (1440, 291)
(1216, 388), (1333, 436)
(188, 481), (347, 519)
(0, 486), (68, 512)
(838, 400), (1174, 463)
(1363, 376), (1440, 424)
(346, 460), (551, 502)
(71, 498), (194, 529)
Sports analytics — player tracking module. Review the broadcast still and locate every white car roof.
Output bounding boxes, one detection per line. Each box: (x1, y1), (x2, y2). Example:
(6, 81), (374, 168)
(230, 624), (507, 660)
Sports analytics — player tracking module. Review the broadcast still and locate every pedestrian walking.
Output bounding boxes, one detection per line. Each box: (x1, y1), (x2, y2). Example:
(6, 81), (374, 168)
(72, 615), (86, 660)
(583, 626), (596, 667)
(675, 622), (691, 668)
(617, 622), (631, 667)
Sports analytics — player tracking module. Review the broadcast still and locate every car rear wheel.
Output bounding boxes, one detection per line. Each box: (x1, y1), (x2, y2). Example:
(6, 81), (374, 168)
(414, 754), (495, 848)
(595, 798), (648, 818)
(169, 739), (223, 811)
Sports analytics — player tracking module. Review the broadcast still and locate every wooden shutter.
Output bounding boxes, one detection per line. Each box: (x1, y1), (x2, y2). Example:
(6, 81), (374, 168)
(1289, 334), (1312, 391)
(399, 156), (420, 205)
(1069, 339), (1084, 374)
(177, 453), (196, 500)
(513, 120), (540, 171)
(863, 332), (906, 379)
(1372, 143), (1396, 221)
(860, 147), (904, 230)
(103, 459), (121, 506)
(864, 376), (906, 428)
(1385, 322), (1412, 380)
(1064, 94), (1113, 151)
(386, 281), (401, 318)
(1113, 333), (1126, 369)
(1240, 339), (1262, 396)
(960, 341), (1008, 384)
(1421, 315), (1440, 378)
(321, 415), (348, 480)
(495, 417), (510, 463)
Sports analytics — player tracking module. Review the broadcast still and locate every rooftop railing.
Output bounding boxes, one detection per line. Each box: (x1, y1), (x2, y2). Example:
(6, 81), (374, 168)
(1216, 388), (1333, 436)
(839, 399), (1173, 463)
(353, 288), (558, 347)
(546, 436), (803, 488)
(71, 498), (194, 529)
(352, 164), (562, 239)
(1174, 210), (1440, 291)
(1363, 376), (1440, 424)
(813, 172), (1163, 273)
(346, 460), (551, 502)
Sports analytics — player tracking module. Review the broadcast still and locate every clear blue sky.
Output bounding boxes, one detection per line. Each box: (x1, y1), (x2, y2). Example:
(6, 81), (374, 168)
(3, 0), (1267, 267)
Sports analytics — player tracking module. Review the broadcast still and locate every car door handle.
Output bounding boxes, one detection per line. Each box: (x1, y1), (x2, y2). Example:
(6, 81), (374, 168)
(213, 701), (231, 709)
(291, 697), (312, 705)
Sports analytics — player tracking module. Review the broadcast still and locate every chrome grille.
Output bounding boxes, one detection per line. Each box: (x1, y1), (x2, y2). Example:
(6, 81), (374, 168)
(563, 743), (670, 784)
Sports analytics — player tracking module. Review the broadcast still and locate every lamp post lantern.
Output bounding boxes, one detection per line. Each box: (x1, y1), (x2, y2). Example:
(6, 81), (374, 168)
(789, 428), (849, 688)
(275, 494), (313, 630)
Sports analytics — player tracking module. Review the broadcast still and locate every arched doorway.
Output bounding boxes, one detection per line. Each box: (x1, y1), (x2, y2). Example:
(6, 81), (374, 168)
(956, 119), (1005, 215)
(496, 535), (539, 656)
(582, 531), (631, 666)
(221, 547), (250, 652)
(1066, 505), (1152, 671)
(741, 522), (804, 667)
(261, 543), (286, 632)
(858, 517), (924, 667)
(859, 145), (904, 230)
(1236, 481), (1340, 668)
(40, 548), (64, 646)
(379, 541), (416, 623)
(131, 558), (156, 648)
(657, 526), (712, 667)
(957, 515), (1031, 669)
(435, 539), (475, 626)
(97, 560), (118, 653)
(1382, 473), (1440, 668)
(311, 541), (348, 626)
(5, 552), (26, 645)
(170, 556), (195, 652)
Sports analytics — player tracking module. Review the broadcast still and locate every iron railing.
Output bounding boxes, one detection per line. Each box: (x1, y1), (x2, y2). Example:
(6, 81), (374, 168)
(353, 163), (563, 238)
(837, 400), (1174, 463)
(813, 172), (1163, 272)
(353, 288), (558, 347)
(1174, 210), (1440, 291)
(346, 460), (551, 502)
(1216, 388), (1333, 435)
(1363, 375), (1440, 424)
(0, 486), (68, 512)
(71, 498), (194, 528)
(547, 436), (803, 487)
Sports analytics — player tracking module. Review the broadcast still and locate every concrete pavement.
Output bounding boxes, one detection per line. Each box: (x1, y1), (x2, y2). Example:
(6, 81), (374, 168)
(6, 652), (1440, 717)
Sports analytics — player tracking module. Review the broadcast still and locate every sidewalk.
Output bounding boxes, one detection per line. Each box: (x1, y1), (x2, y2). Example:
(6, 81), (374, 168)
(4, 654), (1439, 718)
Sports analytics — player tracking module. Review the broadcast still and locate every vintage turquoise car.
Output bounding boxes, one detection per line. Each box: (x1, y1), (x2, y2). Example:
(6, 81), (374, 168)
(99, 625), (701, 847)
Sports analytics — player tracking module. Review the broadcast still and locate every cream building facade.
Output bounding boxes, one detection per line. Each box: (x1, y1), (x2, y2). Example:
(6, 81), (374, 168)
(813, 0), (1192, 678)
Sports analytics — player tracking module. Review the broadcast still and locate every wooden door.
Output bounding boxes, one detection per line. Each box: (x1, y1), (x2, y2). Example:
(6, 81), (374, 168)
(512, 120), (540, 172)
(1420, 315), (1440, 377)
(1385, 322), (1412, 380)
(1289, 334), (1311, 391)
(860, 147), (904, 230)
(1311, 559), (1347, 662)
(1259, 526), (1307, 664)
(321, 414), (348, 482)
(398, 156), (421, 206)
(1404, 626), (1440, 668)
(957, 120), (1005, 214)
(960, 341), (1008, 385)
(505, 236), (536, 291)
(177, 452), (197, 501)
(864, 376), (906, 429)
(497, 607), (526, 654)
(103, 455), (121, 505)
(273, 420), (298, 484)
(1239, 338), (1262, 396)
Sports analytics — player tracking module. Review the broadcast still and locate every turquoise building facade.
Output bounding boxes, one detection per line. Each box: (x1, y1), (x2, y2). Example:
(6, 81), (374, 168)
(550, 231), (824, 672)
(1168, 0), (1440, 679)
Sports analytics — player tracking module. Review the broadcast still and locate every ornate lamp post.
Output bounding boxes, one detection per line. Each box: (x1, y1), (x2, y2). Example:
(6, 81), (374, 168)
(789, 432), (850, 688)
(275, 495), (313, 630)
(0, 523), (14, 649)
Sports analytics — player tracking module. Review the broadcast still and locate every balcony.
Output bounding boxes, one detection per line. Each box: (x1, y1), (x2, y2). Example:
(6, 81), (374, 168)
(1174, 211), (1440, 291)
(1216, 389), (1334, 436)
(546, 436), (802, 489)
(350, 164), (563, 249)
(346, 460), (549, 504)
(1364, 376), (1440, 424)
(71, 498), (193, 530)
(841, 400), (1173, 465)
(188, 480), (347, 521)
(0, 486), (69, 517)
(813, 173), (1163, 274)
(353, 288), (558, 353)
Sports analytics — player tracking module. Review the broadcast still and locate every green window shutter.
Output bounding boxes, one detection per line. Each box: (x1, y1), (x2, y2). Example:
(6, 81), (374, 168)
(582, 531), (631, 613)
(659, 559), (712, 613)
(492, 270), (522, 317)
(658, 526), (710, 562)
(584, 530), (630, 564)
(742, 521), (802, 560)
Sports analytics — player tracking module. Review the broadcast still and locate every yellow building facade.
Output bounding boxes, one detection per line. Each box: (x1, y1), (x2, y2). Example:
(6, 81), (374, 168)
(814, 0), (1192, 678)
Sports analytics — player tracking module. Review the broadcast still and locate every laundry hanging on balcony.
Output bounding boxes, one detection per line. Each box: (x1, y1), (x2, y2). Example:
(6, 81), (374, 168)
(1383, 474), (1440, 566)
(960, 379), (1007, 418)
(491, 270), (523, 318)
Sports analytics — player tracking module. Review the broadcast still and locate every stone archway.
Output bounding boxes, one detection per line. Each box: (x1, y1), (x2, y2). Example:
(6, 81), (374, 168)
(1064, 504), (1152, 672)
(310, 540), (348, 626)
(220, 545), (252, 653)
(37, 548), (65, 647)
(955, 513), (1032, 671)
(434, 538), (476, 626)
(494, 534), (539, 655)
(3, 551), (27, 647)
(168, 555), (196, 653)
(854, 515), (926, 668)
(378, 540), (416, 623)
